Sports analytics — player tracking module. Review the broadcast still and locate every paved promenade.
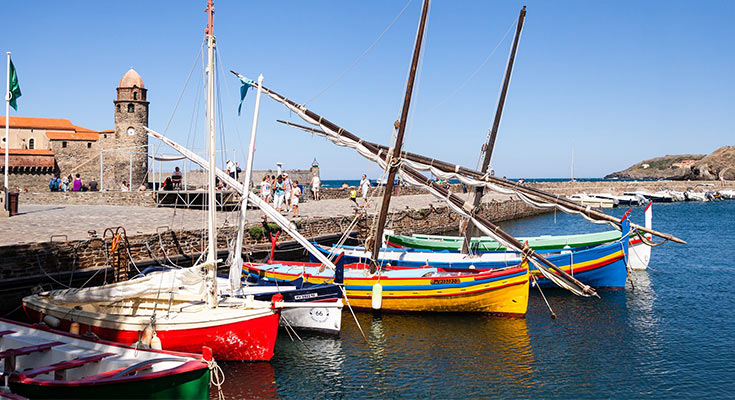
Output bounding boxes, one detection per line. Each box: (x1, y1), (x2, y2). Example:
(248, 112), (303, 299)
(1, 192), (515, 246)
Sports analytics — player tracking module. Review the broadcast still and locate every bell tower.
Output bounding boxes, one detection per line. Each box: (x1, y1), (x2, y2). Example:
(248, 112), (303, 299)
(112, 68), (149, 188)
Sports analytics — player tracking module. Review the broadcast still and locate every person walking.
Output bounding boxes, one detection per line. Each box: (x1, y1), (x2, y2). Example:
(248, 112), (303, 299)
(359, 174), (371, 205)
(310, 174), (321, 201)
(349, 187), (358, 208)
(226, 160), (236, 179)
(283, 173), (292, 212)
(260, 175), (271, 202)
(273, 175), (286, 213)
(291, 181), (301, 217)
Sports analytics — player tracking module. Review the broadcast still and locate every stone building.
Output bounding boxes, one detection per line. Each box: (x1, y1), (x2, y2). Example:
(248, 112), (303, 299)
(0, 68), (149, 192)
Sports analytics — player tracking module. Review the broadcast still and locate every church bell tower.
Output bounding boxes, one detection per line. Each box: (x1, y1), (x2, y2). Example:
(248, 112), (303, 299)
(112, 68), (149, 188)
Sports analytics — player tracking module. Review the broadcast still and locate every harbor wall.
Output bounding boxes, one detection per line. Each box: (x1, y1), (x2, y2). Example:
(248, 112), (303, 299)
(0, 198), (543, 314)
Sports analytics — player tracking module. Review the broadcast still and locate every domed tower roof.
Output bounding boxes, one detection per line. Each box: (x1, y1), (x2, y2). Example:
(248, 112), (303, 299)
(119, 68), (144, 88)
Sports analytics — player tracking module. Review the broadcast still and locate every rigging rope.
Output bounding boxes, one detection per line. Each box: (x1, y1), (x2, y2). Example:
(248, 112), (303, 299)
(429, 17), (517, 113)
(304, 0), (416, 105)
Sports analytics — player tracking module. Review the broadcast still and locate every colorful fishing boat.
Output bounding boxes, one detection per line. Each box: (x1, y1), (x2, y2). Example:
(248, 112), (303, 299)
(385, 203), (652, 271)
(22, 265), (281, 361)
(0, 318), (211, 399)
(316, 218), (631, 289)
(243, 261), (529, 316)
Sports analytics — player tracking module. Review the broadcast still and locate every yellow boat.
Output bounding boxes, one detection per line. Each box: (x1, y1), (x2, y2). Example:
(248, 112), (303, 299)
(243, 261), (529, 317)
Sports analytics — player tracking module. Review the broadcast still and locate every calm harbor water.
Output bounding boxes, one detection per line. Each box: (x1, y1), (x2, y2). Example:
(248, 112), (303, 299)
(217, 201), (735, 399)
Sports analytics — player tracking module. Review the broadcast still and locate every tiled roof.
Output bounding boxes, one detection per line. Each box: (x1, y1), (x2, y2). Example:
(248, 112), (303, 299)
(0, 148), (55, 168)
(46, 131), (99, 141)
(99, 129), (114, 133)
(3, 148), (55, 156)
(4, 116), (76, 131)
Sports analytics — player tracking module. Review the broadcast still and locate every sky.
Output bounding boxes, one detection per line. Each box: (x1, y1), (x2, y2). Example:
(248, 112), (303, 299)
(3, 0), (733, 179)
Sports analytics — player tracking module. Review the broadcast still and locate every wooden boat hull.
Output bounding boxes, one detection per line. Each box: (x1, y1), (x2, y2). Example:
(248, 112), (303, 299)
(244, 263), (529, 316)
(0, 318), (210, 400)
(319, 238), (629, 289)
(22, 297), (280, 362)
(386, 230), (621, 252)
(10, 365), (209, 400)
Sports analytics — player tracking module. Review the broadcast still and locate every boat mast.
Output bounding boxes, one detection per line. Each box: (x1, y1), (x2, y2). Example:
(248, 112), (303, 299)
(205, 0), (218, 306)
(370, 0), (430, 270)
(462, 5), (526, 254)
(230, 74), (264, 293)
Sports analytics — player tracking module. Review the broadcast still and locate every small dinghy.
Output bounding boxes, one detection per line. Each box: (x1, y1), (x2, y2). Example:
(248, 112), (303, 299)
(0, 318), (212, 399)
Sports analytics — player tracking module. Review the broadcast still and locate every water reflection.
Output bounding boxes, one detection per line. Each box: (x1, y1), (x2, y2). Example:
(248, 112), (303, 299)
(217, 361), (277, 400)
(345, 313), (533, 398)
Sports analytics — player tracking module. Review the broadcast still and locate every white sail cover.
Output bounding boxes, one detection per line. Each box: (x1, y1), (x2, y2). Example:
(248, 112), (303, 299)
(46, 263), (208, 304)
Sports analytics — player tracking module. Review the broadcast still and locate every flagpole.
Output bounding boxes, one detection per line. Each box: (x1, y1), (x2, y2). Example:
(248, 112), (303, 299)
(4, 52), (10, 199)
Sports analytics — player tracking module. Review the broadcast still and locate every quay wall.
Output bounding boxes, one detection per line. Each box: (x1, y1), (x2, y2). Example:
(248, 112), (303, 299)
(0, 198), (542, 314)
(19, 191), (156, 207)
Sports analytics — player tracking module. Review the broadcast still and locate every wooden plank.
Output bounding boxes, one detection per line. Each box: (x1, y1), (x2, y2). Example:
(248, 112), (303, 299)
(19, 352), (117, 379)
(0, 341), (64, 359)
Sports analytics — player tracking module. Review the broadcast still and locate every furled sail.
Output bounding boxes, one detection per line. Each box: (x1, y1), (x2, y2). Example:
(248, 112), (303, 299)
(45, 263), (208, 304)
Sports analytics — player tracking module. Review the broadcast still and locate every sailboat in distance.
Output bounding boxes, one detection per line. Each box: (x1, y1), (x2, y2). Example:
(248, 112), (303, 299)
(23, 0), (281, 361)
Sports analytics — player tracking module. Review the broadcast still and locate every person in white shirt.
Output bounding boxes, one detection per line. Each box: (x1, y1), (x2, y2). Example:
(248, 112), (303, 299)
(283, 173), (292, 211)
(291, 181), (301, 217)
(359, 174), (371, 205)
(260, 175), (271, 202)
(310, 174), (321, 201)
(226, 160), (236, 179)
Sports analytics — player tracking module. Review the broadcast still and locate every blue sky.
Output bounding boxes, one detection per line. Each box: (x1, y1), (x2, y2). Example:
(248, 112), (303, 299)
(3, 1), (733, 179)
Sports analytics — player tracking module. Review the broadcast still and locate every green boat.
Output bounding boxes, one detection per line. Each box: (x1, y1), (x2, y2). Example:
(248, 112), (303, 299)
(0, 318), (211, 399)
(386, 230), (623, 252)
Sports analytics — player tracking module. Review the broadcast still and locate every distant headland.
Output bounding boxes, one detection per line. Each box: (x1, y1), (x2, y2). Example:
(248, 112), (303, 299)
(605, 146), (735, 181)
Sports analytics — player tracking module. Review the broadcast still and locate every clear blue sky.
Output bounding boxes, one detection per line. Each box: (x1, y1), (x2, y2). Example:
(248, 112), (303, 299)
(3, 1), (733, 179)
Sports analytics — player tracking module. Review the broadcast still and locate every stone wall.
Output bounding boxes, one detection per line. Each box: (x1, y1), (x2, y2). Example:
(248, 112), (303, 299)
(19, 191), (156, 207)
(314, 185), (435, 200)
(527, 180), (732, 195)
(7, 171), (56, 192)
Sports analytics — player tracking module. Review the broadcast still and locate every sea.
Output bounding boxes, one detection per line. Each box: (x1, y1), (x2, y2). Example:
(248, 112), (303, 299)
(321, 177), (658, 188)
(217, 200), (735, 399)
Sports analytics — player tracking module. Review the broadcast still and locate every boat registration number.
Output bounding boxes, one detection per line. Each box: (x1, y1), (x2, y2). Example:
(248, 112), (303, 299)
(430, 278), (460, 285)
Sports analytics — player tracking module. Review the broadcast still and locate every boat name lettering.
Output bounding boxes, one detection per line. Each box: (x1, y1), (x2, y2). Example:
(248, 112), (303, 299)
(294, 293), (318, 300)
(430, 278), (460, 284)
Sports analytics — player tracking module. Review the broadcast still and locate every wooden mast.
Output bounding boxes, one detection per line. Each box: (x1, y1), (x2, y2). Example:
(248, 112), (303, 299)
(370, 0), (431, 271)
(204, 0), (218, 307)
(462, 5), (526, 253)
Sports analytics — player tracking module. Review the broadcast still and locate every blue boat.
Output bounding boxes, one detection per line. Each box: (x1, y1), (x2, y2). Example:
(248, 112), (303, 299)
(313, 219), (631, 289)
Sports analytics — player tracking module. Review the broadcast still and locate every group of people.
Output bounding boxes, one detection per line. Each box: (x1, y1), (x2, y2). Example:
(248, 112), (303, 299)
(259, 173), (302, 217)
(48, 174), (97, 192)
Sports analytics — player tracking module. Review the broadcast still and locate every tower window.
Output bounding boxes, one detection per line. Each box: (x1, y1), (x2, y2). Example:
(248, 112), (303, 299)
(62, 141), (67, 148)
(133, 92), (138, 100)
(116, 104), (120, 112)
(28, 138), (35, 149)
(87, 142), (92, 148)
(128, 104), (134, 113)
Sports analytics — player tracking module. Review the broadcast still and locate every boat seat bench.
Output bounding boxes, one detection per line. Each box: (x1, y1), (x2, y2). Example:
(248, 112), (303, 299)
(0, 342), (65, 372)
(17, 352), (117, 380)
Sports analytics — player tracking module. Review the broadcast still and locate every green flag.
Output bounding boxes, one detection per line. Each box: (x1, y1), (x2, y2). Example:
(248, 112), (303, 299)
(8, 59), (21, 110)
